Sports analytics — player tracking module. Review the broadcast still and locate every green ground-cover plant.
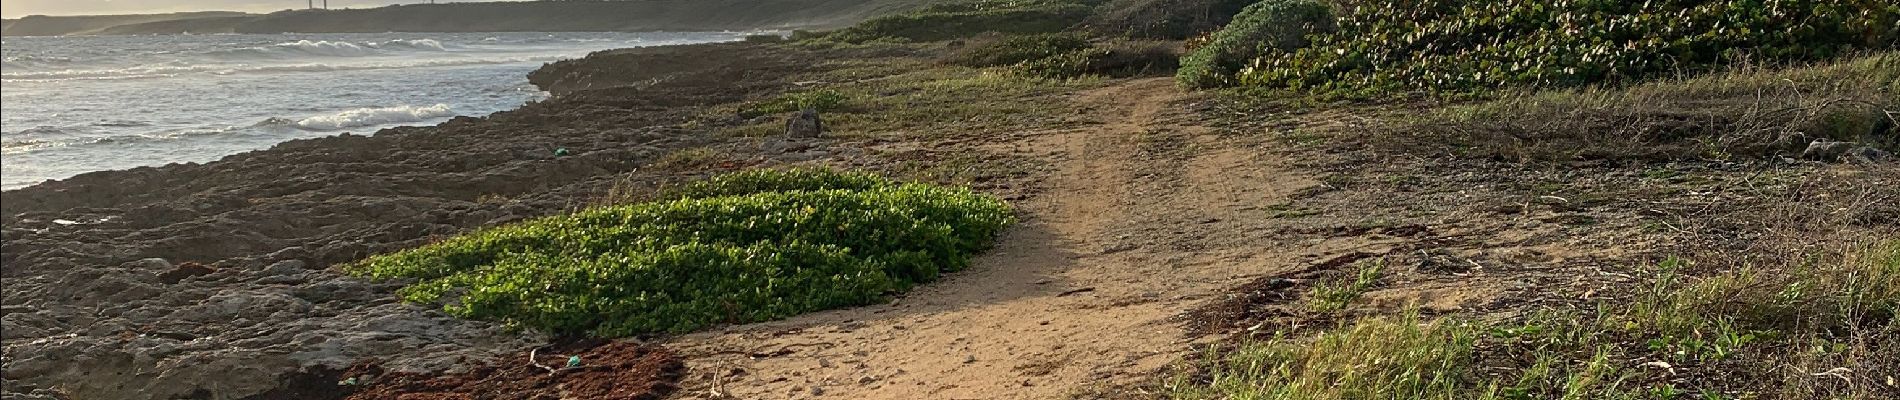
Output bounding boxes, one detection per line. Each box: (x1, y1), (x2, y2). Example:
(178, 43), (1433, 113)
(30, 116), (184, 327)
(1172, 240), (1900, 399)
(349, 169), (1014, 337)
(1233, 0), (1899, 97)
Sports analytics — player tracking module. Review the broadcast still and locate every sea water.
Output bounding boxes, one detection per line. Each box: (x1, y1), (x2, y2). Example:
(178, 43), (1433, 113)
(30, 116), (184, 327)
(1, 31), (752, 190)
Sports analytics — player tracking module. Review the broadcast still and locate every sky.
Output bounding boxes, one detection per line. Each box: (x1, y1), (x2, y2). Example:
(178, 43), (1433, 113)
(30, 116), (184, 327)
(2, 0), (499, 18)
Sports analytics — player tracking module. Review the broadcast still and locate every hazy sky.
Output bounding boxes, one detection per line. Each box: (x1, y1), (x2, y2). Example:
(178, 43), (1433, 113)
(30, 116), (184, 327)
(2, 0), (500, 18)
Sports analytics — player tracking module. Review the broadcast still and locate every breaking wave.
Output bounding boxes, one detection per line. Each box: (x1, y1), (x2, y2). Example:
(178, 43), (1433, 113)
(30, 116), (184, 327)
(294, 104), (456, 131)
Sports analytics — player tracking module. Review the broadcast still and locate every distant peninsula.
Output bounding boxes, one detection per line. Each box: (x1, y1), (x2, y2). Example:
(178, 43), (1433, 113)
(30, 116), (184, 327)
(2, 0), (921, 36)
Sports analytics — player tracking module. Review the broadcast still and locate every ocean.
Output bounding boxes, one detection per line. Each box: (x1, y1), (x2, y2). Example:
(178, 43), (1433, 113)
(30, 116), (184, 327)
(0, 31), (753, 190)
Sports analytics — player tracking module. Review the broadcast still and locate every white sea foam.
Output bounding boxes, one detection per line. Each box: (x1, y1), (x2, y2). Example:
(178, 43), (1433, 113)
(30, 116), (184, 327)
(294, 104), (455, 131)
(369, 38), (448, 51)
(268, 40), (378, 57)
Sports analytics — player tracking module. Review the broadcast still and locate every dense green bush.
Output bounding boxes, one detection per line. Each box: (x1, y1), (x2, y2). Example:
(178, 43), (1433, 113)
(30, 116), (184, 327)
(1175, 0), (1334, 88)
(1083, 0), (1260, 39)
(349, 169), (1014, 337)
(949, 33), (1093, 67)
(819, 0), (1095, 44)
(1238, 0), (1900, 97)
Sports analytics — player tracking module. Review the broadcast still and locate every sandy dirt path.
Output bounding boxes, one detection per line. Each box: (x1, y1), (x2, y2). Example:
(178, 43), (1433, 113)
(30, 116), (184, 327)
(669, 78), (1322, 399)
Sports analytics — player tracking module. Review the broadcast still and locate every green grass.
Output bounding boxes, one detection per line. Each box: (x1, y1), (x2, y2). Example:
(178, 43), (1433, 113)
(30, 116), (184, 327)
(1172, 240), (1900, 399)
(948, 32), (1092, 67)
(741, 88), (852, 117)
(1307, 259), (1383, 313)
(1018, 39), (1180, 79)
(349, 168), (1014, 337)
(1170, 312), (1479, 400)
(709, 55), (1096, 140)
(1401, 51), (1900, 161)
(813, 0), (1095, 44)
(817, 63), (1100, 138)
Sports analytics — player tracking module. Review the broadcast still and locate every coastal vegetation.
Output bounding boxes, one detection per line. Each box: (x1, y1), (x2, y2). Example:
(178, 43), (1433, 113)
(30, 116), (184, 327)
(1149, 2), (1898, 399)
(1171, 242), (1899, 399)
(1183, 0), (1899, 97)
(353, 0), (1897, 395)
(349, 169), (1012, 337)
(17, 0), (1895, 397)
(813, 0), (1098, 44)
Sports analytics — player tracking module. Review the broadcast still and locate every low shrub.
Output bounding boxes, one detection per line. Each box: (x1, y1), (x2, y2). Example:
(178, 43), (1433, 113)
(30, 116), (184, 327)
(1175, 0), (1334, 88)
(819, 0), (1096, 44)
(948, 32), (1092, 67)
(1238, 0), (1900, 97)
(1021, 40), (1181, 78)
(349, 168), (1014, 337)
(1083, 0), (1260, 39)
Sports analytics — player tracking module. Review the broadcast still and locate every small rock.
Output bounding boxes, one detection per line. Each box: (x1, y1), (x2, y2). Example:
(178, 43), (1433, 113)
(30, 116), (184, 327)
(786, 108), (824, 138)
(1768, 132), (1810, 152)
(262, 260), (309, 276)
(266, 246), (310, 262)
(128, 258), (173, 271)
(1845, 146), (1892, 163)
(963, 355), (976, 364)
(1802, 140), (1858, 161)
(858, 376), (877, 384)
(157, 262), (216, 284)
(809, 386), (825, 396)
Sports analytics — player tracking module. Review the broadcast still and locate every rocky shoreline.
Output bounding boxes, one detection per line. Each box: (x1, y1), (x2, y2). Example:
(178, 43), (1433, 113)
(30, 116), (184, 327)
(0, 42), (873, 399)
